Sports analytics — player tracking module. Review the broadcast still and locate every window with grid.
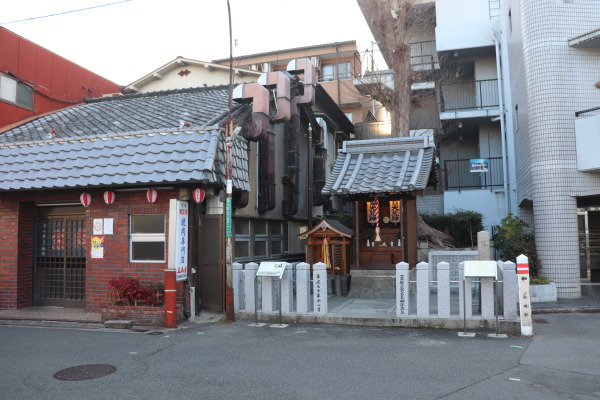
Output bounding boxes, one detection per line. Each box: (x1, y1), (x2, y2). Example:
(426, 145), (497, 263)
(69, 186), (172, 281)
(0, 73), (33, 110)
(130, 214), (165, 262)
(234, 219), (285, 261)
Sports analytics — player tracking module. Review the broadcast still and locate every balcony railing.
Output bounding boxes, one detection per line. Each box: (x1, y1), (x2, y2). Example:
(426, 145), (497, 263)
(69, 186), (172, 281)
(410, 40), (438, 70)
(440, 79), (499, 112)
(318, 51), (363, 82)
(443, 157), (503, 190)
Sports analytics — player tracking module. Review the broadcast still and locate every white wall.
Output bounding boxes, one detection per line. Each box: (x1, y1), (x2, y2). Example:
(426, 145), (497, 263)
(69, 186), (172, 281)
(444, 189), (506, 231)
(435, 0), (499, 51)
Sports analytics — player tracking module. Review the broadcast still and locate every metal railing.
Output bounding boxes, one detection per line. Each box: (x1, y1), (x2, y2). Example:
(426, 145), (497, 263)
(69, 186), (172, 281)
(410, 40), (438, 70)
(443, 157), (504, 190)
(440, 79), (499, 112)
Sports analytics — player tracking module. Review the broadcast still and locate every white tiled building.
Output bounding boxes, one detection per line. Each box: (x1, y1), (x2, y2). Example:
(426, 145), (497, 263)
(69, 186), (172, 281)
(361, 0), (600, 298)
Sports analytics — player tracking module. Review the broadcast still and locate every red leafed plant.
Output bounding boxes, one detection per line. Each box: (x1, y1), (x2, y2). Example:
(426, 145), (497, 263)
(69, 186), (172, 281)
(108, 276), (164, 306)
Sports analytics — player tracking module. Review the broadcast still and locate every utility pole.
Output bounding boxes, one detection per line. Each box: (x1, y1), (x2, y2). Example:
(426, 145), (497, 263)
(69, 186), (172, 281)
(225, 0), (235, 323)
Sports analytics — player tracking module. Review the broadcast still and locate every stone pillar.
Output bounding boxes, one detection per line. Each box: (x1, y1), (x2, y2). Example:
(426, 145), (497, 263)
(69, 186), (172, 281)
(437, 261), (450, 318)
(313, 262), (327, 315)
(502, 261), (518, 319)
(232, 262), (243, 312)
(396, 262), (410, 317)
(296, 262), (310, 315)
(280, 263), (294, 314)
(481, 277), (495, 319)
(262, 276), (275, 313)
(243, 262), (258, 313)
(458, 262), (472, 319)
(477, 231), (491, 260)
(416, 261), (429, 318)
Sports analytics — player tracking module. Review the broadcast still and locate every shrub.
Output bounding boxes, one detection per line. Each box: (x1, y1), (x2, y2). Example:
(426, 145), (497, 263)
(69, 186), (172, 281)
(492, 213), (541, 276)
(108, 276), (164, 306)
(420, 210), (484, 248)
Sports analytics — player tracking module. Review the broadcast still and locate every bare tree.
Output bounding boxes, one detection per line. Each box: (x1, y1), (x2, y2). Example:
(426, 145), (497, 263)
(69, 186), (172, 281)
(357, 0), (455, 247)
(357, 0), (437, 137)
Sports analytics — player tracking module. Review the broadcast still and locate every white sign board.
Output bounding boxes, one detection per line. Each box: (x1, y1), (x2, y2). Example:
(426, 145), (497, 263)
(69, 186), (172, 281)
(168, 199), (189, 282)
(256, 262), (286, 279)
(463, 260), (497, 278)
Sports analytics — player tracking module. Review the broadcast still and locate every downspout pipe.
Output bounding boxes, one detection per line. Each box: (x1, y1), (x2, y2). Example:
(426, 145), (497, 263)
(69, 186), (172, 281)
(491, 29), (510, 216)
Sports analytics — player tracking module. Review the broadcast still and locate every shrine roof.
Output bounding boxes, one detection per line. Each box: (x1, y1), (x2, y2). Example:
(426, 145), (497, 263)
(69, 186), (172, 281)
(322, 137), (435, 195)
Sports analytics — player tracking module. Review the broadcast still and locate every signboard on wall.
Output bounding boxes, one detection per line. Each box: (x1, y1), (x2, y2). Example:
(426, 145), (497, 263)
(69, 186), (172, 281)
(168, 199), (189, 281)
(470, 158), (489, 172)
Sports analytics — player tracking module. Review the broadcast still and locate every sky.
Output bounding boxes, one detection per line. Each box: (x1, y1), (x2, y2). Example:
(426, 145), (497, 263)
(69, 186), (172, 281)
(2, 0), (378, 86)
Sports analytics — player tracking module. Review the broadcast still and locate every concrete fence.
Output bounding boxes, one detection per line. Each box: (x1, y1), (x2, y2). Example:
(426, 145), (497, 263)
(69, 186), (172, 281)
(234, 260), (519, 323)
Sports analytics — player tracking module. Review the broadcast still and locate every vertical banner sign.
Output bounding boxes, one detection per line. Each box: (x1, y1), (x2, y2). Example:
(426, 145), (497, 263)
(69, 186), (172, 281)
(226, 197), (232, 238)
(516, 254), (533, 337)
(168, 199), (189, 281)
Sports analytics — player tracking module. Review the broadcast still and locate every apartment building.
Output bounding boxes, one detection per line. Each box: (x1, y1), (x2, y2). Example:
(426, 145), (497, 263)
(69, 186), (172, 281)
(360, 0), (600, 298)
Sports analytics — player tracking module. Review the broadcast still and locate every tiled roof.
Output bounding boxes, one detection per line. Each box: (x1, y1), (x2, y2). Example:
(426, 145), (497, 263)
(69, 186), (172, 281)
(0, 86), (249, 143)
(0, 128), (250, 192)
(322, 137), (434, 195)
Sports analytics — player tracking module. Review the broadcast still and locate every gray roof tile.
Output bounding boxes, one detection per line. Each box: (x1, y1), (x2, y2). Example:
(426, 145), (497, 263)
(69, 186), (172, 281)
(322, 137), (434, 195)
(0, 129), (250, 192)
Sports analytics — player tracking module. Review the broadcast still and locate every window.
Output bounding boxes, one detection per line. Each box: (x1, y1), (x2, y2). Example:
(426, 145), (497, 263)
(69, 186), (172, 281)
(0, 73), (33, 109)
(130, 214), (165, 262)
(234, 219), (285, 261)
(320, 62), (352, 81)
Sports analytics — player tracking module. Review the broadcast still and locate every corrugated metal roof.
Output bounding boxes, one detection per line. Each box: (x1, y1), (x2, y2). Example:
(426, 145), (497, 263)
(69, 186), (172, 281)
(322, 137), (434, 195)
(0, 129), (250, 192)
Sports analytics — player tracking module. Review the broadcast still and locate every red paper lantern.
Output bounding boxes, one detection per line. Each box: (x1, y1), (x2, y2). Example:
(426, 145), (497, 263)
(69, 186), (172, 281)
(193, 188), (205, 203)
(80, 193), (92, 207)
(146, 188), (158, 203)
(103, 190), (115, 205)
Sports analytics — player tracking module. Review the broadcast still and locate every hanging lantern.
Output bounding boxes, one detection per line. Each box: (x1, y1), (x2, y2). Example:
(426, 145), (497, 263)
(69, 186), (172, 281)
(193, 188), (205, 203)
(146, 189), (158, 203)
(390, 200), (402, 224)
(367, 201), (378, 224)
(103, 190), (116, 205)
(80, 193), (92, 207)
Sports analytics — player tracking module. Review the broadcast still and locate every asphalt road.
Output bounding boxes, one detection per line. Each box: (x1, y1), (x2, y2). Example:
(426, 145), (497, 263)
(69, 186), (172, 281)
(0, 314), (599, 399)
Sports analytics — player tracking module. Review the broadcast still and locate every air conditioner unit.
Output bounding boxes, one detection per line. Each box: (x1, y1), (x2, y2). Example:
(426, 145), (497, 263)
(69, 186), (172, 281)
(311, 56), (321, 69)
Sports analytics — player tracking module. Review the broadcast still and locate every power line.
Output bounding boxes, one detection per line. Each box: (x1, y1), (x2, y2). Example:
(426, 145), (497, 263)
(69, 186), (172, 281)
(0, 0), (134, 25)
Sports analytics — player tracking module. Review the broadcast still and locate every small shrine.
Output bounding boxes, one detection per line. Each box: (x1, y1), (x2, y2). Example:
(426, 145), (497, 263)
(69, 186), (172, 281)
(321, 136), (436, 296)
(298, 218), (353, 275)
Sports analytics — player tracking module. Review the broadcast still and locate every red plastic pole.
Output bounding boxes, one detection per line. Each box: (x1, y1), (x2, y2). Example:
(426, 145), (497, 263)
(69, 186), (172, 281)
(165, 269), (177, 328)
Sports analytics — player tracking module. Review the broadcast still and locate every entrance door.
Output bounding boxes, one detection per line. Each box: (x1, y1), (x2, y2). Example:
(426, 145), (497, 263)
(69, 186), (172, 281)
(199, 215), (224, 311)
(34, 216), (86, 307)
(577, 209), (600, 282)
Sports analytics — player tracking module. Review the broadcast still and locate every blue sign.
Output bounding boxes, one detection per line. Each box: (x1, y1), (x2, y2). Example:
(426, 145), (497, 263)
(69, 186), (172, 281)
(470, 158), (489, 172)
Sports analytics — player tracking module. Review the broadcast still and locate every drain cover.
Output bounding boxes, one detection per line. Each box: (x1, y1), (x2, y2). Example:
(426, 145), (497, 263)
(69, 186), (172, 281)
(53, 364), (117, 381)
(147, 331), (163, 335)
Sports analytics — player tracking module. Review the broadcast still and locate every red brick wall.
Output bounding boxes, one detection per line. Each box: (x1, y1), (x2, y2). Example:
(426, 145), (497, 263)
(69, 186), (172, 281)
(0, 188), (189, 313)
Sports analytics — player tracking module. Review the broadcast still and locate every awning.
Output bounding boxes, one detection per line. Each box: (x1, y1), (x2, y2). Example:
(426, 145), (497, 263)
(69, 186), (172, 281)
(322, 137), (435, 195)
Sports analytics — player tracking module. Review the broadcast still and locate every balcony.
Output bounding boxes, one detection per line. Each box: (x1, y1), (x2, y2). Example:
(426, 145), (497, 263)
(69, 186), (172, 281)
(439, 79), (500, 120)
(443, 157), (503, 190)
(410, 41), (439, 71)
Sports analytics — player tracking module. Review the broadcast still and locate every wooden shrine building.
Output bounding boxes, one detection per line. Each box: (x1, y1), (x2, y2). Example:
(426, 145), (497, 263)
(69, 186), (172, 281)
(298, 218), (353, 275)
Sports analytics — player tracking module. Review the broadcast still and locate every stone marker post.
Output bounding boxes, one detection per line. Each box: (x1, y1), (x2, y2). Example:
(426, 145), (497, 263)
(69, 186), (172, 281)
(517, 255), (533, 337)
(396, 262), (410, 317)
(501, 261), (518, 319)
(313, 262), (327, 315)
